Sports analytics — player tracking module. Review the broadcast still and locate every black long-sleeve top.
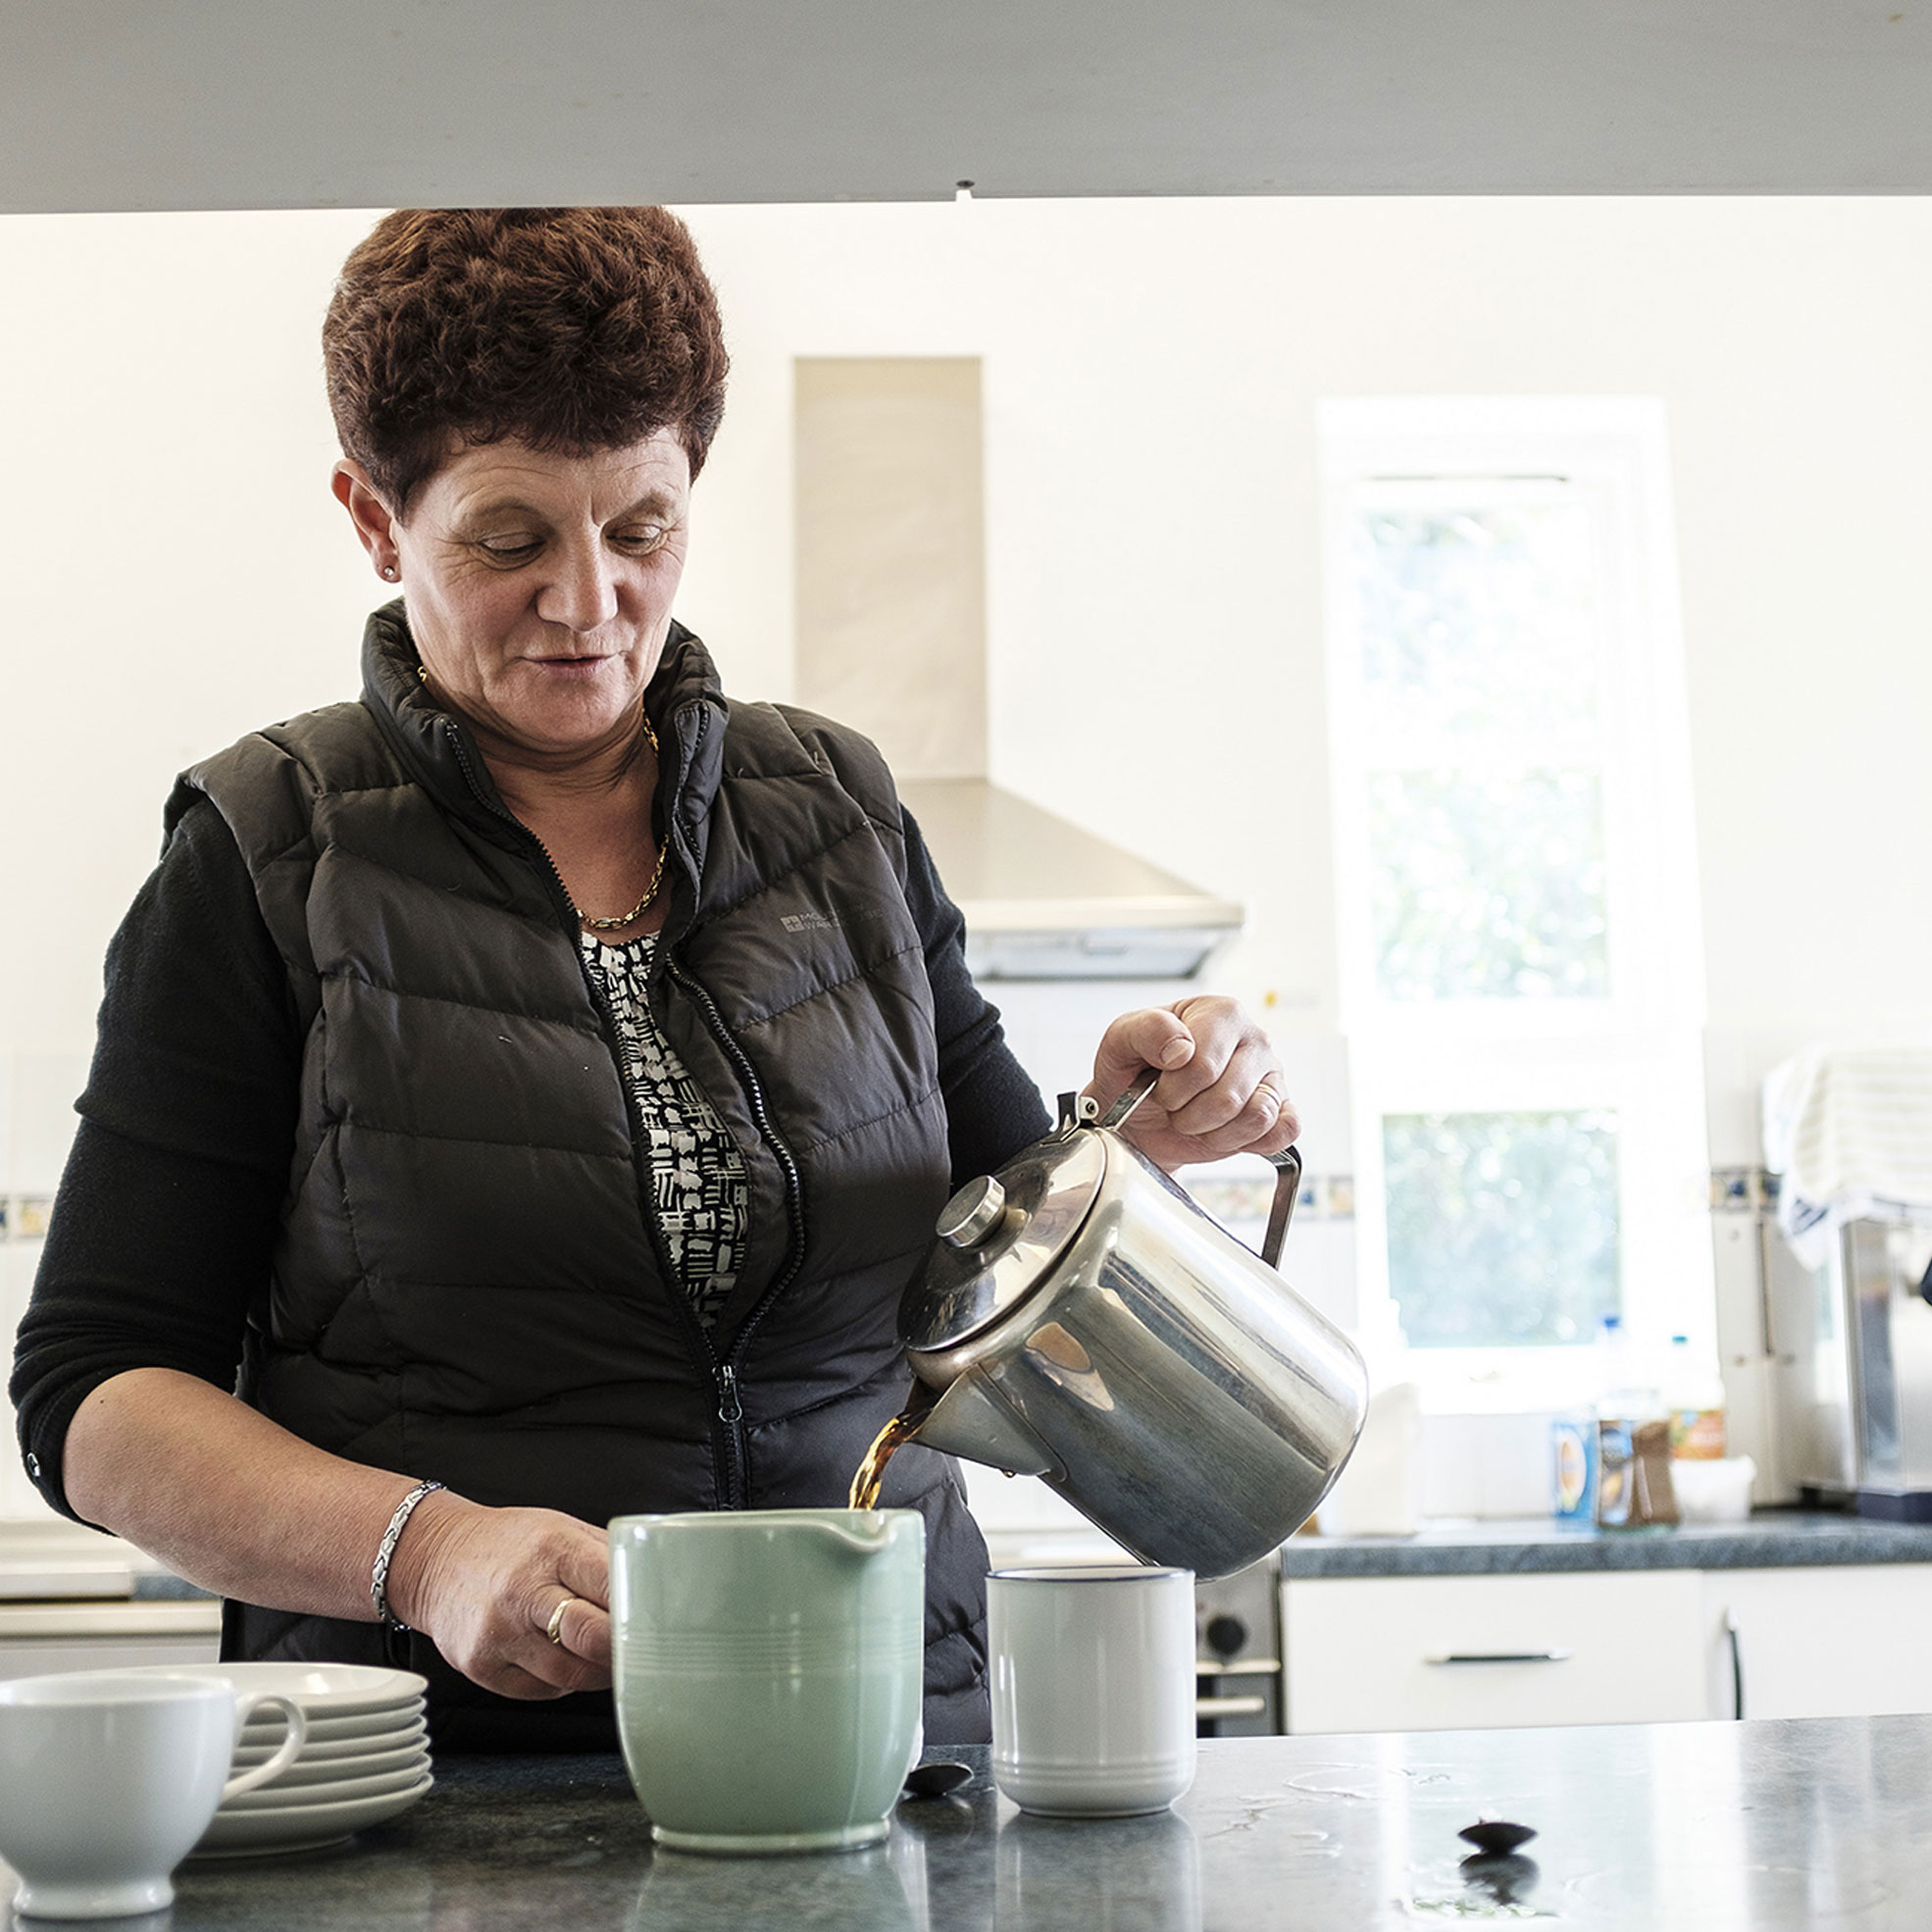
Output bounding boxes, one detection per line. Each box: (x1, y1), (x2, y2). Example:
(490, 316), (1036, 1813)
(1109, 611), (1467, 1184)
(11, 797), (1048, 1521)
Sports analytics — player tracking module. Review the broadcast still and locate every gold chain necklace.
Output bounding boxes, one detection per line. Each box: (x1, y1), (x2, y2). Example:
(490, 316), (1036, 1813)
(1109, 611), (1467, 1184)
(414, 663), (667, 933)
(576, 839), (667, 932)
(575, 710), (666, 932)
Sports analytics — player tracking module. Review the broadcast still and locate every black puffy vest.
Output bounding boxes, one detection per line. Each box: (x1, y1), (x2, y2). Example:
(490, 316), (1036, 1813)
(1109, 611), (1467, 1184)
(174, 606), (989, 1748)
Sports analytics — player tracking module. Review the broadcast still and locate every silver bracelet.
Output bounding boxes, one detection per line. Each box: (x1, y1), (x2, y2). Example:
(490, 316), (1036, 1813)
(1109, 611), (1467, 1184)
(370, 1479), (444, 1631)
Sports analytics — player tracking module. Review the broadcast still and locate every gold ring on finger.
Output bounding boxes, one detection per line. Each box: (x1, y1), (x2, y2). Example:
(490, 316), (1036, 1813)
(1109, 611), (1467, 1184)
(545, 1596), (578, 1647)
(1252, 1081), (1282, 1113)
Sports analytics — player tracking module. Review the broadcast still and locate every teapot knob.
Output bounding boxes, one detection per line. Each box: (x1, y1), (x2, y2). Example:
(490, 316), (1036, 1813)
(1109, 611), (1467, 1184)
(937, 1175), (1007, 1249)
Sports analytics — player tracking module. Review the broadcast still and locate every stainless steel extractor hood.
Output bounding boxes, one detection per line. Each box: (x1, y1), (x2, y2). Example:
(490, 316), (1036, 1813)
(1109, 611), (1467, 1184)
(793, 357), (1244, 979)
(896, 778), (1245, 981)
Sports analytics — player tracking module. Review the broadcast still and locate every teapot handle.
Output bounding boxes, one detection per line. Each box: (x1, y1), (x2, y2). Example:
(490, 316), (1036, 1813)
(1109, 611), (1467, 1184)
(1062, 1067), (1162, 1134)
(1084, 1067), (1303, 1272)
(1261, 1146), (1302, 1273)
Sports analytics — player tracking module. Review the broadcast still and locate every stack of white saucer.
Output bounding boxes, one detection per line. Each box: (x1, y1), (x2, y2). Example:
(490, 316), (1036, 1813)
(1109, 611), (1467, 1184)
(126, 1662), (433, 1856)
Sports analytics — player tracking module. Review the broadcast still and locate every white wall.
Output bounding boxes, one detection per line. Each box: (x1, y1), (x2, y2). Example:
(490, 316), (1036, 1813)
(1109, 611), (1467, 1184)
(4, 196), (1930, 1191)
(0, 211), (382, 1068)
(676, 196), (1932, 1172)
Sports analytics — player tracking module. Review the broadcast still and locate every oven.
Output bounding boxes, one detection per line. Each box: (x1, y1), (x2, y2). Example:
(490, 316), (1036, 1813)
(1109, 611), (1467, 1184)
(1194, 1553), (1284, 1736)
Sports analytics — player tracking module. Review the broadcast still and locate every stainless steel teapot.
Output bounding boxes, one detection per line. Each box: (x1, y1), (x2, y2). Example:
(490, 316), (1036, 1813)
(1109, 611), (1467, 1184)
(895, 1072), (1369, 1579)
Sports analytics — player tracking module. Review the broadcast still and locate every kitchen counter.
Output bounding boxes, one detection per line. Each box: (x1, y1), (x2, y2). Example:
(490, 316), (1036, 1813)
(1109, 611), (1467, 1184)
(1279, 1506), (1932, 1578)
(25, 1719), (1928, 1931)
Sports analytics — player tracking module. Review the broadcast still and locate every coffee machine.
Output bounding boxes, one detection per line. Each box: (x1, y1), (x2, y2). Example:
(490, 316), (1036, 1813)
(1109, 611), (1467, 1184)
(1833, 1219), (1932, 1518)
(1736, 1198), (1932, 1520)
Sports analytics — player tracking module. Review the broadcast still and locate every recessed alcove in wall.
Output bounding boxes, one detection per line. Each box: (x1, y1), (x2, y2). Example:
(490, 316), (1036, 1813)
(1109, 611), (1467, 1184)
(793, 356), (988, 782)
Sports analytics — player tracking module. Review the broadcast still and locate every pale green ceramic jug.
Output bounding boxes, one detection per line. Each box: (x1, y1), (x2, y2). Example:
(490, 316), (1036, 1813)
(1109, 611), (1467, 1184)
(609, 1508), (926, 1855)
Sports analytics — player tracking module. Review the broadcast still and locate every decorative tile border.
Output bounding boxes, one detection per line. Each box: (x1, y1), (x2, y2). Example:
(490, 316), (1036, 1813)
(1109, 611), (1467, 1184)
(1187, 1173), (1355, 1225)
(1709, 1167), (1780, 1212)
(0, 1176), (1358, 1242)
(0, 1197), (53, 1242)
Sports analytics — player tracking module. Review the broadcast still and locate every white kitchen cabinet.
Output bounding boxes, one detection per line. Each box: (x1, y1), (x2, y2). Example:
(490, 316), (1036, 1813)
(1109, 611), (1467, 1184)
(1282, 1572), (1707, 1734)
(1701, 1565), (1932, 1720)
(0, 1600), (221, 1681)
(1285, 1563), (1932, 1734)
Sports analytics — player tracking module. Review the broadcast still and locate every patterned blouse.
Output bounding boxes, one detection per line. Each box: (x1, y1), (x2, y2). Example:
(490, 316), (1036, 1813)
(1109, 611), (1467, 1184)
(580, 930), (748, 1329)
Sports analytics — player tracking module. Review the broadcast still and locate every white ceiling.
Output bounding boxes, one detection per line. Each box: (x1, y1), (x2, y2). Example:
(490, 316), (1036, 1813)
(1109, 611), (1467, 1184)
(7, 0), (1932, 212)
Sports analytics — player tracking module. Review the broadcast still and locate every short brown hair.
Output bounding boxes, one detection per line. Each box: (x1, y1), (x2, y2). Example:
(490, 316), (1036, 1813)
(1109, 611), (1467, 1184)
(323, 207), (730, 514)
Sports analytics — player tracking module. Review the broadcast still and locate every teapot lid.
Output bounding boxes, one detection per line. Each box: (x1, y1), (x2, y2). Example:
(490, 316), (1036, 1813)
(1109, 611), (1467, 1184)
(899, 1128), (1108, 1356)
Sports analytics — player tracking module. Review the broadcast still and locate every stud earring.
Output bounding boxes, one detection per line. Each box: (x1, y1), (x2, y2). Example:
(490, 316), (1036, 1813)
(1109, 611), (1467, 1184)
(381, 565), (398, 582)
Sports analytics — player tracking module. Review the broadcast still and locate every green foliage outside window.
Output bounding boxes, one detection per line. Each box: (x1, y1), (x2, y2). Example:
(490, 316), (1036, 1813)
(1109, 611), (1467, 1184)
(1368, 768), (1609, 1000)
(1353, 504), (1599, 743)
(1383, 1110), (1621, 1348)
(1353, 502), (1611, 1004)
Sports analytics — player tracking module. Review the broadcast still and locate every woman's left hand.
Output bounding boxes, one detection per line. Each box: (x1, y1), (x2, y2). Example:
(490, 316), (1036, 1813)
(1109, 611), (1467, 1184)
(1085, 996), (1297, 1173)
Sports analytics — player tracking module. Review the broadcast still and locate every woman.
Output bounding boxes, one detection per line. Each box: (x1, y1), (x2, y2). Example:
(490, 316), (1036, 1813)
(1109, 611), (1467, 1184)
(11, 208), (1296, 1750)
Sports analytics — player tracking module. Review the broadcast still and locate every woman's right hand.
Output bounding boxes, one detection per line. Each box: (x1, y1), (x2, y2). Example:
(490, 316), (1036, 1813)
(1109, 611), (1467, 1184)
(383, 1491), (613, 1699)
(62, 1370), (614, 1701)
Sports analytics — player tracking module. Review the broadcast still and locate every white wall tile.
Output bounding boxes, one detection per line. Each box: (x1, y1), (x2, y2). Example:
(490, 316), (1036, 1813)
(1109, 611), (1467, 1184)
(1417, 1411), (1564, 1521)
(960, 1463), (1093, 1537)
(1274, 1218), (1358, 1338)
(1478, 1412), (1561, 1518)
(1420, 1414), (1486, 1519)
(9, 1053), (86, 1195)
(0, 1243), (57, 1523)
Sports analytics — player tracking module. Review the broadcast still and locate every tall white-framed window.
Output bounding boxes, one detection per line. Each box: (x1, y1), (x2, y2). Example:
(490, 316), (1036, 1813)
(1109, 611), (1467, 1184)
(1320, 397), (1713, 1411)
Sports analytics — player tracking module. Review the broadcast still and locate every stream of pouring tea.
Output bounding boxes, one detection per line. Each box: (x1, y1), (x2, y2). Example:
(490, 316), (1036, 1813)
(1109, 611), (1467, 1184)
(849, 1383), (939, 1509)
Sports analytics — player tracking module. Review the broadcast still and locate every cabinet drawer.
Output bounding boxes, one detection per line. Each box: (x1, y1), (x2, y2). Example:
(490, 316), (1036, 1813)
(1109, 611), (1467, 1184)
(1703, 1566), (1932, 1720)
(1283, 1571), (1704, 1734)
(0, 1631), (221, 1679)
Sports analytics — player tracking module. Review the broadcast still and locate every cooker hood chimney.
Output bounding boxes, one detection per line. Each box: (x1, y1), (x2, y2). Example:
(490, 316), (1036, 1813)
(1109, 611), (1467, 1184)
(795, 353), (1236, 973)
(891, 777), (1245, 981)
(794, 356), (1244, 980)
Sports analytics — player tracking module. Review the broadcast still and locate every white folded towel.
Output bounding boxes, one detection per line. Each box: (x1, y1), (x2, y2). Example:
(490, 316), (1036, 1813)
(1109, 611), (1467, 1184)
(1762, 1045), (1932, 1269)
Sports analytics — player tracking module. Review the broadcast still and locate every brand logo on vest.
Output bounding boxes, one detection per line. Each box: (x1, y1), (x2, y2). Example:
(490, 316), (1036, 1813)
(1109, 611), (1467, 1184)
(781, 911), (840, 934)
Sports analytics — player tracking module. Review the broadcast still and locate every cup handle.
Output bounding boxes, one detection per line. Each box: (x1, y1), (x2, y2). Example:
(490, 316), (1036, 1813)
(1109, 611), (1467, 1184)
(221, 1694), (309, 1801)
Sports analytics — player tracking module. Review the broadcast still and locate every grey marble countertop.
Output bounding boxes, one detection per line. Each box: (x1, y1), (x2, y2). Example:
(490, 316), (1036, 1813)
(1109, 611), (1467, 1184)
(122, 1511), (1932, 1605)
(131, 1571), (218, 1601)
(1277, 1506), (1932, 1578)
(99, 1509), (1932, 1600)
(27, 1718), (1930, 1930)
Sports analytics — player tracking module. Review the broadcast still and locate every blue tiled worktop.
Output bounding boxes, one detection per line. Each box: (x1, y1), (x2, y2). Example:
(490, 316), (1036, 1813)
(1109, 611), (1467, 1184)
(1277, 1509), (1932, 1579)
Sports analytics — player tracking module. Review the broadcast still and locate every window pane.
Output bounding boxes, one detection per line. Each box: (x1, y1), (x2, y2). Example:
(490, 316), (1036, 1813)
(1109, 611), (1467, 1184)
(1353, 501), (1601, 744)
(1383, 1110), (1620, 1348)
(1368, 768), (1608, 1000)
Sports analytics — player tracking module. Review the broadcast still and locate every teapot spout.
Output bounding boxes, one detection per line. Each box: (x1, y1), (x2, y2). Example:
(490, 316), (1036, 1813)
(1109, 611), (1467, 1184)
(910, 1372), (1058, 1479)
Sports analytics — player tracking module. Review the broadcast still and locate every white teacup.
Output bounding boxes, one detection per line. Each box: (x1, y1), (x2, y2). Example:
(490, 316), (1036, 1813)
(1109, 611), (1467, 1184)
(0, 1669), (308, 1919)
(989, 1565), (1196, 1818)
